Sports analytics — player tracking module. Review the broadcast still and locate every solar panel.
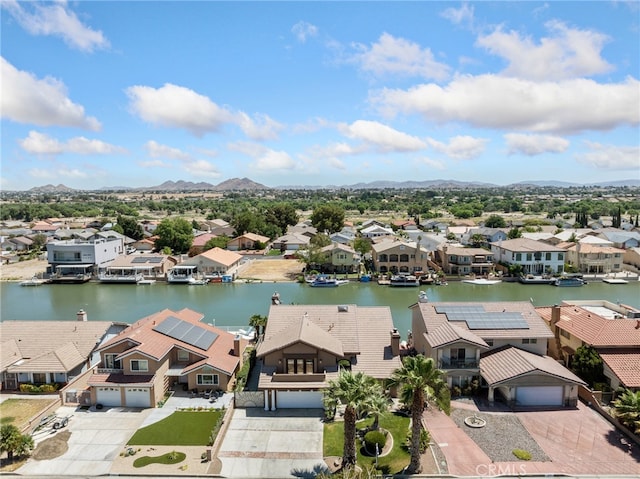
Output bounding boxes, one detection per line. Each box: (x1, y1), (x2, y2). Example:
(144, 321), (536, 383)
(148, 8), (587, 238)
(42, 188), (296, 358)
(131, 257), (149, 263)
(153, 316), (218, 350)
(148, 257), (163, 263)
(435, 305), (528, 330)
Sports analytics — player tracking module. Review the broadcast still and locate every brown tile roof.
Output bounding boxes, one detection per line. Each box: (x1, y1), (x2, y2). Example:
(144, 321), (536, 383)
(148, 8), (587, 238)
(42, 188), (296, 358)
(426, 322), (489, 349)
(88, 373), (154, 386)
(98, 308), (240, 377)
(192, 233), (218, 247)
(598, 350), (640, 388)
(0, 320), (113, 373)
(440, 245), (492, 256)
(492, 238), (565, 252)
(193, 247), (242, 267)
(414, 301), (554, 340)
(0, 339), (21, 370)
(537, 305), (640, 347)
(480, 346), (586, 386)
(257, 304), (402, 381)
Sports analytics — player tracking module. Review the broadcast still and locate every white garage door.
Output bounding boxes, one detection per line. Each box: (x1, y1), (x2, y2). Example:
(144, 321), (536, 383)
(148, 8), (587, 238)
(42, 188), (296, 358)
(125, 387), (151, 408)
(516, 386), (563, 406)
(96, 387), (122, 407)
(277, 391), (324, 409)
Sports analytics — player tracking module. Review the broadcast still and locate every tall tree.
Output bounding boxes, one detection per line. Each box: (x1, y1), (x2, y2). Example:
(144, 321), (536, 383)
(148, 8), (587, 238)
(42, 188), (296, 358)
(154, 217), (194, 254)
(310, 204), (345, 234)
(484, 214), (506, 228)
(117, 215), (144, 240)
(265, 203), (298, 233)
(324, 370), (381, 470)
(248, 314), (267, 338)
(571, 345), (604, 385)
(388, 355), (447, 474)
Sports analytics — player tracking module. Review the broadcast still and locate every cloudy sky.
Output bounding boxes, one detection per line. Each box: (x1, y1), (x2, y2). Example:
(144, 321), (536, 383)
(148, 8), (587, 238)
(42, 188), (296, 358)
(1, 1), (638, 190)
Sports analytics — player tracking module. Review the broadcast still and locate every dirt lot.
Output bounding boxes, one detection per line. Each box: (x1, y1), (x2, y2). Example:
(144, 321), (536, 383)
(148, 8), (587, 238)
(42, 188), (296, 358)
(237, 258), (305, 282)
(0, 258), (48, 281)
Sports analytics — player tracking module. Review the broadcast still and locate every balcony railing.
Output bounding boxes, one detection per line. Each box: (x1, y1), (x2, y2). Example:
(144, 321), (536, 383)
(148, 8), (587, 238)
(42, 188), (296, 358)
(439, 359), (479, 369)
(96, 368), (123, 374)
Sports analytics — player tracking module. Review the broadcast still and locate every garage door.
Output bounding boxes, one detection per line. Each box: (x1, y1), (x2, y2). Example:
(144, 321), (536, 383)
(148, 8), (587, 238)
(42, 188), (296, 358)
(96, 387), (122, 407)
(516, 386), (563, 406)
(125, 387), (151, 408)
(277, 391), (324, 409)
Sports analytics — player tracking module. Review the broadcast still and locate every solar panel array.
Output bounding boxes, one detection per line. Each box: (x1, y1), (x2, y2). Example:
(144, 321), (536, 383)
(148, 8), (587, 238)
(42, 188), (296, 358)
(131, 256), (164, 264)
(153, 316), (218, 350)
(435, 305), (529, 330)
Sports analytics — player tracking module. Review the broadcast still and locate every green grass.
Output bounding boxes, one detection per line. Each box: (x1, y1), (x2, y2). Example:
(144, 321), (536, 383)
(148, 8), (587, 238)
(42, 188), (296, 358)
(324, 412), (410, 474)
(127, 411), (223, 446)
(133, 451), (186, 467)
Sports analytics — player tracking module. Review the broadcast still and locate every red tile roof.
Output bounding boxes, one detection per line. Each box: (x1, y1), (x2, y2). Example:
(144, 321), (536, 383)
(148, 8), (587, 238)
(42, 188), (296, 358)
(598, 350), (640, 388)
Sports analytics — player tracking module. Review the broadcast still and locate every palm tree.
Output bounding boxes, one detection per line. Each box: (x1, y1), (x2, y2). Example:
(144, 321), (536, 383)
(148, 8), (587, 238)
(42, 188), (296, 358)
(248, 314), (267, 339)
(324, 370), (382, 470)
(361, 392), (391, 431)
(613, 389), (640, 434)
(388, 355), (446, 474)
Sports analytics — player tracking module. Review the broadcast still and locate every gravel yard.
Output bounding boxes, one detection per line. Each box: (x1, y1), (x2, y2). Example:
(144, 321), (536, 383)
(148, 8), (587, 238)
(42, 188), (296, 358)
(450, 408), (549, 462)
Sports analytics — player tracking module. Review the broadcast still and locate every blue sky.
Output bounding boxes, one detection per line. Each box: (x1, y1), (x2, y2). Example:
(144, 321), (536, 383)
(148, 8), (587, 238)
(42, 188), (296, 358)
(1, 1), (639, 190)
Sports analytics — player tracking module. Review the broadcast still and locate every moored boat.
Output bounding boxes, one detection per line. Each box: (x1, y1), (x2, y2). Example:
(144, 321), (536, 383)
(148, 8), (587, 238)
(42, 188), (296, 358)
(309, 275), (348, 287)
(389, 274), (419, 287)
(553, 276), (586, 287)
(462, 278), (502, 285)
(519, 275), (555, 285)
(20, 276), (46, 286)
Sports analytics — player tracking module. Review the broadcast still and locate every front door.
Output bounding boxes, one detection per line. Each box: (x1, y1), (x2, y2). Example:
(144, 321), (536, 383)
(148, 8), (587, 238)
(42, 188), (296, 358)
(4, 373), (17, 390)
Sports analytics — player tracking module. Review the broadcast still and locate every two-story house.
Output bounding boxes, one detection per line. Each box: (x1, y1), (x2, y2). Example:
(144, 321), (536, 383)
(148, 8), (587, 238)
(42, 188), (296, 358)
(537, 300), (640, 392)
(436, 245), (494, 276)
(564, 243), (625, 274)
(371, 239), (431, 275)
(88, 308), (246, 408)
(256, 304), (403, 410)
(46, 236), (124, 281)
(490, 238), (565, 275)
(317, 243), (360, 274)
(410, 299), (584, 407)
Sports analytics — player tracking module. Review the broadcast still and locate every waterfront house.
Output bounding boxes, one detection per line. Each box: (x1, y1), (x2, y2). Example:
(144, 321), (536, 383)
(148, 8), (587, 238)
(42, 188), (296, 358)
(317, 243), (360, 273)
(436, 245), (494, 276)
(89, 308), (245, 408)
(537, 300), (640, 391)
(46, 235), (124, 280)
(564, 243), (625, 274)
(256, 304), (403, 410)
(410, 299), (584, 407)
(623, 247), (640, 273)
(0, 311), (120, 391)
(371, 238), (431, 275)
(100, 253), (176, 280)
(490, 238), (565, 275)
(179, 247), (243, 278)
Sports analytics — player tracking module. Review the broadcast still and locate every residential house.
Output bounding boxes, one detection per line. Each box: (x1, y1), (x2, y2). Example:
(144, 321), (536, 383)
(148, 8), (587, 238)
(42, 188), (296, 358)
(392, 219), (418, 231)
(100, 254), (176, 279)
(179, 247), (243, 278)
(410, 299), (584, 407)
(30, 220), (59, 235)
(466, 227), (508, 246)
(89, 308), (246, 408)
(360, 219), (387, 229)
(1, 236), (33, 252)
(548, 229), (593, 245)
(227, 233), (270, 251)
(371, 238), (431, 274)
(446, 226), (471, 243)
(360, 224), (394, 239)
(0, 311), (121, 391)
(271, 233), (311, 252)
(287, 223), (318, 238)
(46, 235), (124, 279)
(131, 237), (157, 252)
(564, 243), (625, 274)
(256, 304), (403, 410)
(191, 233), (218, 254)
(623, 247), (640, 273)
(537, 300), (640, 391)
(317, 243), (360, 274)
(436, 245), (494, 276)
(596, 230), (640, 249)
(490, 238), (565, 275)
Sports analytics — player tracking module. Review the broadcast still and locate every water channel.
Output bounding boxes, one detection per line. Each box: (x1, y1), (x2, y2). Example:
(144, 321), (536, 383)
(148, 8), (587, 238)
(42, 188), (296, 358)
(2, 280), (638, 339)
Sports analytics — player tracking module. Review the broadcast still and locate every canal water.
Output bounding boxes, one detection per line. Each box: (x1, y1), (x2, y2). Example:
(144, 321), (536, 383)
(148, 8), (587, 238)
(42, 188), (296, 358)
(2, 280), (638, 339)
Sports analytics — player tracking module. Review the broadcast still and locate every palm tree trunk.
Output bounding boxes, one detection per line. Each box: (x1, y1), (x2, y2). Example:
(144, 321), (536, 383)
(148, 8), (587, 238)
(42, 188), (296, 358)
(342, 405), (357, 469)
(407, 391), (424, 474)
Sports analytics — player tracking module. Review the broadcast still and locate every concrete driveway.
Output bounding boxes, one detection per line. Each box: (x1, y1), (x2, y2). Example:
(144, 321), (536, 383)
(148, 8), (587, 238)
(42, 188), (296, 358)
(218, 408), (327, 478)
(18, 405), (150, 476)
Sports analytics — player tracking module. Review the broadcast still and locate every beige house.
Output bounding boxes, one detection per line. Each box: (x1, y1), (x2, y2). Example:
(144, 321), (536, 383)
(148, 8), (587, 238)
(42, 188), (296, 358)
(101, 254), (176, 280)
(227, 233), (270, 251)
(372, 238), (430, 274)
(180, 247), (243, 278)
(256, 304), (403, 410)
(436, 245), (494, 275)
(564, 243), (625, 274)
(410, 299), (584, 407)
(317, 243), (360, 273)
(537, 300), (640, 391)
(89, 308), (246, 408)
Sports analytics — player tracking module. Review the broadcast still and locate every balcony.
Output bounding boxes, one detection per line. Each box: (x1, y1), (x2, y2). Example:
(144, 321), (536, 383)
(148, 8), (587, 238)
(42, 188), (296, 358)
(96, 368), (123, 374)
(272, 372), (326, 382)
(439, 359), (479, 370)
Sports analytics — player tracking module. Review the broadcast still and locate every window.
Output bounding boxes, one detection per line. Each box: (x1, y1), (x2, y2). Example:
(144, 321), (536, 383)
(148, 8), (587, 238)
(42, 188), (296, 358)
(545, 253), (551, 261)
(286, 357), (314, 374)
(130, 359), (148, 372)
(197, 374), (219, 385)
(558, 253), (564, 261)
(515, 253), (521, 261)
(522, 338), (538, 344)
(177, 350), (189, 362)
(33, 373), (47, 384)
(104, 353), (121, 369)
(560, 330), (571, 339)
(526, 253), (532, 261)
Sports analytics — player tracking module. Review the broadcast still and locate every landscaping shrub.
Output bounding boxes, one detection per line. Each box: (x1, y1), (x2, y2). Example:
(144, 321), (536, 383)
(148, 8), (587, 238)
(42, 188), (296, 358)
(405, 427), (430, 453)
(234, 347), (255, 391)
(19, 383), (59, 394)
(364, 430), (386, 453)
(512, 449), (532, 460)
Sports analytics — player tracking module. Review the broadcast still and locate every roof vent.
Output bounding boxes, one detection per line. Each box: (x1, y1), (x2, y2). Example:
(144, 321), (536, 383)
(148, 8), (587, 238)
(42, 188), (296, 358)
(338, 305), (349, 312)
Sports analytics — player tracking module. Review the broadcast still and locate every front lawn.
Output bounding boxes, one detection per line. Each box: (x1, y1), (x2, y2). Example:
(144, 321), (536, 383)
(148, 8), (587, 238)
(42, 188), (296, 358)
(0, 399), (56, 429)
(324, 412), (410, 474)
(127, 411), (223, 446)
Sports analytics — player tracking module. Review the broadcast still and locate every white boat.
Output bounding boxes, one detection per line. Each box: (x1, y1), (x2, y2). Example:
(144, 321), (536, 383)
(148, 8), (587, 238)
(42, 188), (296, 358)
(137, 279), (156, 285)
(519, 275), (555, 285)
(20, 276), (46, 286)
(389, 274), (419, 287)
(309, 275), (348, 287)
(462, 278), (502, 285)
(602, 278), (629, 284)
(188, 278), (209, 285)
(553, 276), (585, 287)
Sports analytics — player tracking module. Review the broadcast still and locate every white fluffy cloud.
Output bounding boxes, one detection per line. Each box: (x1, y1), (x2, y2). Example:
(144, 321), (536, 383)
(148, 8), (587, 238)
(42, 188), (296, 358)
(417, 157), (446, 170)
(291, 21), (318, 43)
(440, 3), (475, 26)
(28, 167), (91, 180)
(340, 120), (427, 152)
(427, 135), (488, 160)
(127, 83), (282, 140)
(183, 159), (221, 178)
(372, 75), (639, 134)
(229, 142), (296, 170)
(143, 140), (220, 177)
(1, 58), (101, 130)
(19, 131), (125, 155)
(576, 142), (640, 170)
(505, 133), (570, 156)
(477, 20), (613, 81)
(1, 0), (109, 52)
(145, 140), (191, 160)
(351, 33), (450, 81)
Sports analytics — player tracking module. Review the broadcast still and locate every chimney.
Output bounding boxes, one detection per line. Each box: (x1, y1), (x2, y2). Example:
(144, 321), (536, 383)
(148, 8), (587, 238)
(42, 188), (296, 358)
(390, 329), (401, 356)
(551, 305), (561, 327)
(234, 335), (241, 357)
(77, 309), (87, 322)
(635, 320), (640, 330)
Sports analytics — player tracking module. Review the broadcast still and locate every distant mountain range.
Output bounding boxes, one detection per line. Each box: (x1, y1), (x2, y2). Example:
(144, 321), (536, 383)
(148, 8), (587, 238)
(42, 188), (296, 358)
(22, 177), (640, 193)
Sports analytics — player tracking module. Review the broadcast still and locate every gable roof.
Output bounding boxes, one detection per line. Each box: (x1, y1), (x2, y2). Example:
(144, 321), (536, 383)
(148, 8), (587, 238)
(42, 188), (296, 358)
(598, 350), (640, 388)
(491, 237), (565, 252)
(186, 247), (242, 267)
(426, 322), (490, 349)
(0, 320), (114, 373)
(258, 315), (344, 357)
(480, 345), (586, 386)
(98, 308), (240, 376)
